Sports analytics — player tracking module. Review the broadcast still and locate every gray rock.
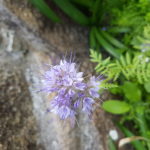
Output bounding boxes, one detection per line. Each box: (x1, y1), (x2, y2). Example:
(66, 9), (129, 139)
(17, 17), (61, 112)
(0, 1), (117, 149)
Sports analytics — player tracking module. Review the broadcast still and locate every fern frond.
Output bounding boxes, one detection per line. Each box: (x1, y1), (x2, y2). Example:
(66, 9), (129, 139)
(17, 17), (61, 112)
(100, 82), (118, 89)
(90, 50), (150, 84)
(126, 52), (131, 65)
(90, 49), (102, 63)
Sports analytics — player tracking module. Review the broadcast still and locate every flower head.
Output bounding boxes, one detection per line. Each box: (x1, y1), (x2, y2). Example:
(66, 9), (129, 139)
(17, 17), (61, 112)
(40, 59), (101, 124)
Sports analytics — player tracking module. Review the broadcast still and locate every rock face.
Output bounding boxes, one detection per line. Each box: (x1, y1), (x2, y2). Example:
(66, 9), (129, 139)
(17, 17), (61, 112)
(0, 57), (44, 150)
(0, 1), (117, 150)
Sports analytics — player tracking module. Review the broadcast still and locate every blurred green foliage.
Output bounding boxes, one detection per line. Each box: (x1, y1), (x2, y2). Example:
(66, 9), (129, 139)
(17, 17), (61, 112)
(30, 0), (127, 58)
(90, 49), (150, 149)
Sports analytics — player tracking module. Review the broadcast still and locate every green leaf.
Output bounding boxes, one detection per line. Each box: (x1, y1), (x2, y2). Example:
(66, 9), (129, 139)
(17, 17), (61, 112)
(126, 52), (131, 65)
(101, 30), (127, 50)
(91, 0), (103, 24)
(122, 82), (141, 102)
(102, 100), (130, 114)
(90, 49), (102, 63)
(93, 27), (121, 58)
(30, 0), (61, 22)
(89, 28), (97, 49)
(100, 83), (118, 89)
(108, 137), (117, 150)
(144, 81), (150, 93)
(53, 0), (89, 25)
(109, 87), (122, 94)
(71, 0), (93, 8)
(108, 27), (130, 33)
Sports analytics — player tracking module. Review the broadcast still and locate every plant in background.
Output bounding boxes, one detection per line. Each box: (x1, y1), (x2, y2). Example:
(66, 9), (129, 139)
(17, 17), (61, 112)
(90, 49), (150, 149)
(30, 0), (127, 58)
(110, 0), (150, 49)
(90, 50), (150, 83)
(30, 0), (150, 58)
(132, 25), (150, 55)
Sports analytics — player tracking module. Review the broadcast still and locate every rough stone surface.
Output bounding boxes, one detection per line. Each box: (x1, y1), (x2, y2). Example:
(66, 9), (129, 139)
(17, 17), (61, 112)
(4, 0), (89, 54)
(0, 0), (121, 150)
(0, 57), (44, 150)
(25, 51), (103, 150)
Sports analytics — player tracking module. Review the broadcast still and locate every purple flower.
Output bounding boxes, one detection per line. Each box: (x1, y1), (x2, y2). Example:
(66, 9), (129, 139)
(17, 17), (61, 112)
(88, 76), (100, 98)
(74, 100), (80, 109)
(82, 97), (95, 117)
(75, 82), (86, 90)
(89, 88), (100, 98)
(40, 59), (101, 124)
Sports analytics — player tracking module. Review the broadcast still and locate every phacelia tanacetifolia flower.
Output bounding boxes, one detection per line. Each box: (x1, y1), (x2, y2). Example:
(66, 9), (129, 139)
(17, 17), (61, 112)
(40, 59), (101, 124)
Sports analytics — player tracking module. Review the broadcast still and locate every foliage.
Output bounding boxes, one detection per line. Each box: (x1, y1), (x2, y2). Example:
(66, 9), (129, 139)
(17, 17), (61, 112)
(30, 0), (61, 22)
(90, 27), (125, 58)
(100, 82), (118, 89)
(90, 49), (150, 84)
(90, 49), (150, 149)
(102, 100), (130, 114)
(30, 0), (150, 58)
(30, 0), (127, 58)
(108, 137), (117, 150)
(52, 0), (90, 25)
(117, 123), (147, 150)
(110, 0), (150, 48)
(132, 25), (150, 56)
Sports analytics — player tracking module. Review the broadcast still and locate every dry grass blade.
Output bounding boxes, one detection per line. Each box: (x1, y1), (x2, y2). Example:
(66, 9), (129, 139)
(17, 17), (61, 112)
(119, 136), (149, 148)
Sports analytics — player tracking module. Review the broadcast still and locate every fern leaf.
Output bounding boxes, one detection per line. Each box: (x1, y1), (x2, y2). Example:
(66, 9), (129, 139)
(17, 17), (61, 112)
(90, 49), (102, 63)
(126, 52), (131, 65)
(100, 82), (118, 89)
(120, 55), (126, 67)
(97, 66), (106, 73)
(91, 51), (150, 84)
(95, 63), (102, 70)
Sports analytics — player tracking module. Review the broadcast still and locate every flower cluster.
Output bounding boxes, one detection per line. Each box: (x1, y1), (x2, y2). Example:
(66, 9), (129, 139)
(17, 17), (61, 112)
(41, 60), (101, 123)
